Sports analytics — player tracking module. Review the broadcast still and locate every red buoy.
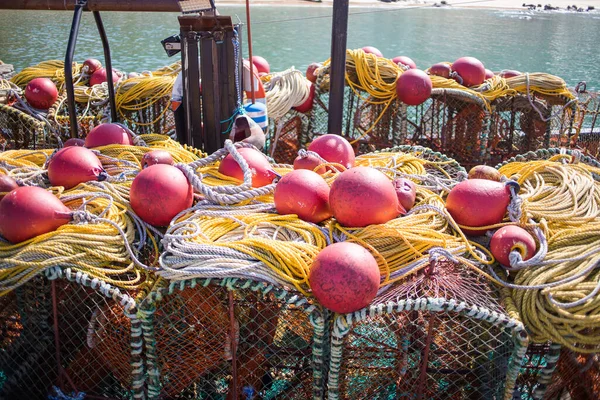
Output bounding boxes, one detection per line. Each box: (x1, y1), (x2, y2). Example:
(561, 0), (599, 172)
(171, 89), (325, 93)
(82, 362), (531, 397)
(293, 152), (325, 174)
(393, 178), (416, 214)
(396, 69), (432, 106)
(89, 68), (121, 87)
(446, 179), (511, 236)
(306, 63), (321, 83)
(490, 225), (536, 267)
(274, 169), (332, 224)
(429, 63), (452, 79)
(47, 146), (106, 190)
(83, 58), (102, 74)
(0, 186), (71, 243)
(142, 150), (174, 168)
(85, 123), (133, 148)
(330, 167), (401, 227)
(130, 164), (193, 226)
(218, 147), (278, 188)
(250, 56), (270, 74)
(362, 46), (383, 57)
(0, 175), (19, 201)
(309, 242), (380, 313)
(293, 82), (315, 113)
(500, 70), (521, 78)
(24, 78), (58, 110)
(484, 69), (495, 80)
(452, 57), (486, 87)
(63, 138), (86, 147)
(307, 134), (355, 169)
(392, 56), (417, 70)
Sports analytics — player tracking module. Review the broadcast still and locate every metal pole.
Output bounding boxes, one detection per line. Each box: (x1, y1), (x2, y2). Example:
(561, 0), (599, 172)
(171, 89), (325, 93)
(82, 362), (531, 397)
(64, 1), (85, 138)
(93, 11), (118, 122)
(328, 0), (349, 135)
(245, 0), (256, 104)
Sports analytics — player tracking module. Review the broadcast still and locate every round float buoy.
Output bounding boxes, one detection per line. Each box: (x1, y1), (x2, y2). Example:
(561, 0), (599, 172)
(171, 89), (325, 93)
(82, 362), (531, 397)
(393, 178), (416, 214)
(83, 58), (102, 74)
(142, 150), (174, 168)
(250, 56), (270, 74)
(293, 82), (315, 113)
(396, 69), (432, 106)
(392, 56), (417, 70)
(306, 63), (321, 83)
(130, 164), (193, 227)
(0, 175), (19, 201)
(24, 78), (58, 110)
(428, 63), (452, 79)
(243, 102), (268, 131)
(490, 225), (537, 267)
(484, 69), (495, 80)
(330, 167), (401, 227)
(293, 151), (325, 174)
(452, 57), (486, 87)
(307, 134), (355, 170)
(89, 68), (121, 87)
(218, 147), (278, 188)
(64, 138), (86, 147)
(446, 179), (511, 235)
(362, 46), (383, 57)
(47, 146), (106, 190)
(468, 165), (502, 181)
(85, 123), (133, 148)
(0, 186), (71, 243)
(274, 169), (332, 224)
(309, 242), (380, 313)
(500, 70), (521, 78)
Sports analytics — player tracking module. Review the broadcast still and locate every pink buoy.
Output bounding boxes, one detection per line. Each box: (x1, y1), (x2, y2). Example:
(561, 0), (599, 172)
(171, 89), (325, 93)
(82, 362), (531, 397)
(500, 70), (521, 78)
(24, 78), (58, 110)
(428, 63), (452, 79)
(307, 134), (355, 169)
(85, 123), (133, 148)
(306, 63), (321, 83)
(89, 67), (121, 86)
(396, 69), (432, 106)
(142, 150), (174, 168)
(274, 169), (332, 224)
(130, 164), (193, 227)
(47, 146), (106, 190)
(0, 186), (71, 243)
(392, 56), (417, 70)
(452, 57), (486, 87)
(64, 138), (86, 147)
(293, 82), (315, 113)
(83, 58), (102, 74)
(218, 147), (278, 188)
(484, 69), (495, 80)
(0, 175), (19, 201)
(362, 46), (383, 57)
(309, 242), (380, 313)
(250, 56), (270, 74)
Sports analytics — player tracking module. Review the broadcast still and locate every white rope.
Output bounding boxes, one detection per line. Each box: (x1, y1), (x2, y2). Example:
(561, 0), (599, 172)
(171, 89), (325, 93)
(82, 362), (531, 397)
(264, 67), (310, 119)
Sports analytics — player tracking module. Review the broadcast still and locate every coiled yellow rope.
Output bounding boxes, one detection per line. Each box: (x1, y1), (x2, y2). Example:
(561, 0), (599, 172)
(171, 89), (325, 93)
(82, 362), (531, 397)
(10, 60), (83, 88)
(115, 76), (175, 126)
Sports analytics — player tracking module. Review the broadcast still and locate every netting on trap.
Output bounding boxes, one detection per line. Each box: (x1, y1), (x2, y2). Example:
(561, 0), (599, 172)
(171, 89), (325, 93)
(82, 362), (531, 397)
(543, 348), (600, 400)
(512, 342), (561, 400)
(266, 110), (311, 164)
(0, 270), (146, 400)
(140, 278), (328, 400)
(326, 260), (529, 400)
(0, 102), (54, 150)
(47, 93), (107, 140)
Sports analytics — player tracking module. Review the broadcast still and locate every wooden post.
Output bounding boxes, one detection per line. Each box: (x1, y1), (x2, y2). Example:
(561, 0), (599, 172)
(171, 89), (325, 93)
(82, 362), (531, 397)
(328, 0), (349, 135)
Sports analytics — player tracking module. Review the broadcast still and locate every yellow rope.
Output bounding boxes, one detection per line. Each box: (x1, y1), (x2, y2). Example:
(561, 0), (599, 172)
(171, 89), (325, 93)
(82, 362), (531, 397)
(115, 76), (175, 126)
(10, 60), (83, 88)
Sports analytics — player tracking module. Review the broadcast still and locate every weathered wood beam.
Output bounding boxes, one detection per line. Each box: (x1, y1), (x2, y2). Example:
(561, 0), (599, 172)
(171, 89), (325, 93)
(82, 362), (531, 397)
(0, 0), (181, 12)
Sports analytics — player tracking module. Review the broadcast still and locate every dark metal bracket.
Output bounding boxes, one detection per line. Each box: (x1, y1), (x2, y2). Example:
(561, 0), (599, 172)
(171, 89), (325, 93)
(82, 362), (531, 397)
(64, 0), (118, 138)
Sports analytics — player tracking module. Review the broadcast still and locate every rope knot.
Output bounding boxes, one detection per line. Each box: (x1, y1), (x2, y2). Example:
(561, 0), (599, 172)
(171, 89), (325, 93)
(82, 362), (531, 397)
(71, 210), (99, 225)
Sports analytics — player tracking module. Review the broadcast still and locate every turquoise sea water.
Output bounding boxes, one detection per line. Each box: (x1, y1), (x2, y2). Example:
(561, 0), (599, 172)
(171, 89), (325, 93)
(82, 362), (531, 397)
(0, 7), (599, 90)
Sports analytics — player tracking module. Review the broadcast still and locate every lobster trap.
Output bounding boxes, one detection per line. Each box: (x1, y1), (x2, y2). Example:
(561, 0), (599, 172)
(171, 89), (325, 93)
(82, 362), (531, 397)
(140, 278), (329, 400)
(0, 103), (55, 150)
(48, 93), (107, 140)
(513, 343), (562, 400)
(543, 348), (600, 400)
(0, 270), (146, 400)
(326, 260), (529, 400)
(266, 110), (311, 164)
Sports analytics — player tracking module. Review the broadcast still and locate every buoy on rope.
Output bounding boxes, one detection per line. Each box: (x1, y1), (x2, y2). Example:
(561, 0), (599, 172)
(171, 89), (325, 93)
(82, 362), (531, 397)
(362, 46), (383, 57)
(0, 186), (71, 243)
(89, 67), (121, 87)
(396, 69), (432, 106)
(468, 165), (502, 181)
(0, 175), (19, 201)
(142, 150), (174, 168)
(64, 138), (86, 147)
(484, 68), (495, 80)
(445, 179), (511, 236)
(85, 123), (133, 148)
(218, 147), (278, 188)
(274, 169), (332, 224)
(307, 134), (355, 170)
(330, 167), (401, 227)
(451, 57), (486, 87)
(392, 56), (417, 70)
(309, 242), (380, 313)
(293, 151), (325, 174)
(490, 225), (537, 267)
(24, 77), (58, 110)
(82, 58), (102, 74)
(243, 101), (268, 130)
(500, 70), (522, 78)
(293, 82), (315, 113)
(130, 164), (193, 227)
(393, 178), (416, 214)
(306, 63), (321, 83)
(47, 146), (107, 190)
(250, 55), (270, 75)
(428, 63), (452, 79)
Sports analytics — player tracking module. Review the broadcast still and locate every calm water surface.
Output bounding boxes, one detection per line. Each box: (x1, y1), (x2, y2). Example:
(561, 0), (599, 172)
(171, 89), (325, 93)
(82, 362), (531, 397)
(0, 7), (598, 90)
